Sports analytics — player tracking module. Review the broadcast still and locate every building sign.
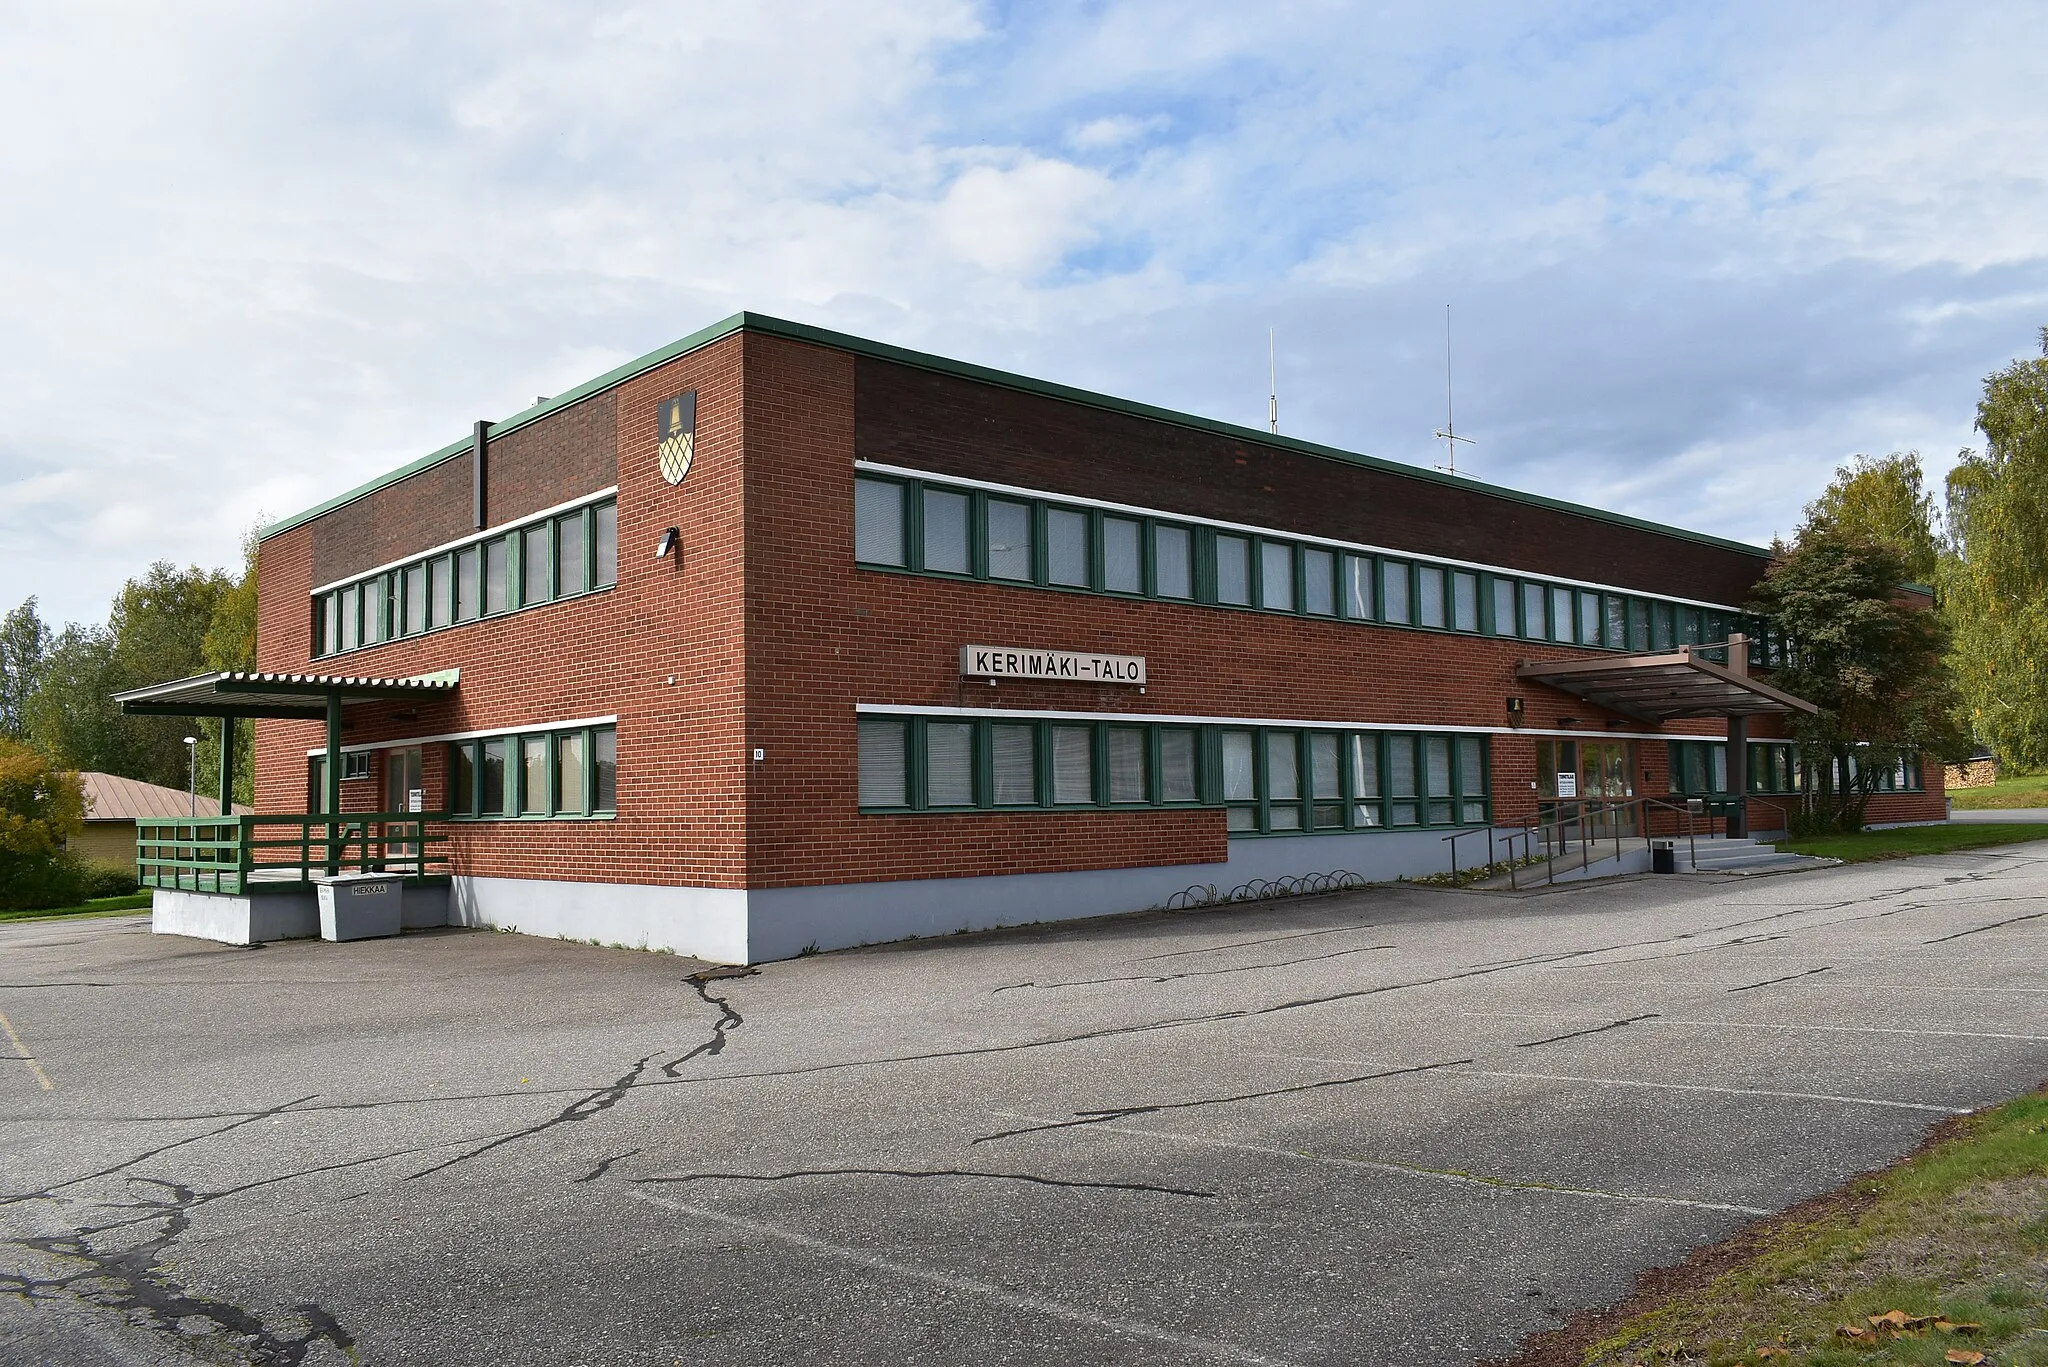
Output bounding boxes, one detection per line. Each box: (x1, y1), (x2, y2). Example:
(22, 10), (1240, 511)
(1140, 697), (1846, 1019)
(959, 645), (1146, 685)
(658, 391), (697, 486)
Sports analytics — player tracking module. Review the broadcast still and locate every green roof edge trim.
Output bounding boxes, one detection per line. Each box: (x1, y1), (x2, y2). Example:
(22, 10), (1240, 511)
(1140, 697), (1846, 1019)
(261, 311), (1769, 559)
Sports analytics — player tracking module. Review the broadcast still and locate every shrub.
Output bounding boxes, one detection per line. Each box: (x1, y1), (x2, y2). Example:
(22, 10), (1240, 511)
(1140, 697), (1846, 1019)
(81, 859), (139, 899)
(0, 740), (87, 911)
(0, 849), (90, 911)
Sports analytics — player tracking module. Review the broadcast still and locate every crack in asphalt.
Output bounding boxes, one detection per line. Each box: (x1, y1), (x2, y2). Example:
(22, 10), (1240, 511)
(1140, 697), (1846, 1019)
(663, 974), (745, 1078)
(1124, 922), (1382, 963)
(1727, 965), (1834, 992)
(1925, 909), (2048, 942)
(636, 1168), (1216, 1199)
(992, 943), (1397, 993)
(576, 1149), (643, 1184)
(1514, 1013), (1661, 1047)
(0, 1094), (318, 1209)
(969, 1057), (1474, 1147)
(405, 1050), (664, 1180)
(0, 1178), (354, 1366)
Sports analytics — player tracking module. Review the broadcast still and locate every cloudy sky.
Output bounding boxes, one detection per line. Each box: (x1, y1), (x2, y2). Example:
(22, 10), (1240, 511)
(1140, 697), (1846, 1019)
(3, 1), (2044, 627)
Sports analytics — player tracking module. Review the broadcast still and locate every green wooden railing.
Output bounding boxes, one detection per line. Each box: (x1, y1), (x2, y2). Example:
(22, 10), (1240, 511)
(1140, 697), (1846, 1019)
(135, 813), (452, 894)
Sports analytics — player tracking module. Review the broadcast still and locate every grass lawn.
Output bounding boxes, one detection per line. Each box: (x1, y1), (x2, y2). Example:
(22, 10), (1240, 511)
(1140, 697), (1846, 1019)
(1949, 775), (2048, 810)
(1505, 1087), (2048, 1367)
(1779, 824), (2048, 863)
(0, 891), (152, 924)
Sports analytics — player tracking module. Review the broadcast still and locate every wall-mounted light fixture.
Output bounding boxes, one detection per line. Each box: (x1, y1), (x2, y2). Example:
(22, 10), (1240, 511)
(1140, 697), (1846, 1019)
(1505, 696), (1525, 728)
(654, 527), (680, 561)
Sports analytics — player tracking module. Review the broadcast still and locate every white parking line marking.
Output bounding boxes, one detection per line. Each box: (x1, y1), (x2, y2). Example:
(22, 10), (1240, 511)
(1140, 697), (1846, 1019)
(1463, 1011), (2048, 1042)
(0, 1007), (52, 1090)
(989, 1113), (1771, 1217)
(1466, 1070), (1969, 1114)
(625, 1188), (1303, 1367)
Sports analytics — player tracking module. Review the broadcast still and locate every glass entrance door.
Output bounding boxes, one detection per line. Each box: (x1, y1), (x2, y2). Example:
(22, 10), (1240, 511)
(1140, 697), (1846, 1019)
(383, 747), (423, 869)
(1537, 739), (1638, 845)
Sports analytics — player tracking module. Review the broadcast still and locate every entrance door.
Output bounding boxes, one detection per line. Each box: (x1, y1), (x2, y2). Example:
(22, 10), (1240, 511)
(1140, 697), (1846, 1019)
(1537, 739), (1638, 846)
(383, 747), (423, 870)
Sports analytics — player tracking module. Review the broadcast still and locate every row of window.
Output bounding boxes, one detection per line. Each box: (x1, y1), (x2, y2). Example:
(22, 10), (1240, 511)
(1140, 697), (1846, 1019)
(1668, 741), (1924, 796)
(854, 474), (1786, 661)
(449, 725), (618, 819)
(857, 715), (1491, 833)
(314, 498), (619, 657)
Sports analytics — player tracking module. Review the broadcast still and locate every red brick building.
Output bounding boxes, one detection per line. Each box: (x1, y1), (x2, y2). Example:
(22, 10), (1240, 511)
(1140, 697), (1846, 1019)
(224, 313), (1941, 961)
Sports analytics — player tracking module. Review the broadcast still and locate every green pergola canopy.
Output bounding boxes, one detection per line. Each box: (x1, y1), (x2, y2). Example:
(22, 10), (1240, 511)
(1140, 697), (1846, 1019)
(115, 670), (459, 720)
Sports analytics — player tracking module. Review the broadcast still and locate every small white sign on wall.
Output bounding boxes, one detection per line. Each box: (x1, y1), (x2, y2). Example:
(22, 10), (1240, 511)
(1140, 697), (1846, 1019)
(959, 645), (1146, 685)
(1556, 772), (1579, 798)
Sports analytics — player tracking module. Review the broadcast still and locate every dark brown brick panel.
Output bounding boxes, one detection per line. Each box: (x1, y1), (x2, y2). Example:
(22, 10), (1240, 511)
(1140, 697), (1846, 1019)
(854, 356), (1771, 606)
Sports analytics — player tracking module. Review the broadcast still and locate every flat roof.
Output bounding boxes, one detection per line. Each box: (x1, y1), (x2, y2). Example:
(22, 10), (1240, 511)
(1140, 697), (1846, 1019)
(1516, 649), (1818, 723)
(115, 669), (460, 720)
(259, 312), (1773, 560)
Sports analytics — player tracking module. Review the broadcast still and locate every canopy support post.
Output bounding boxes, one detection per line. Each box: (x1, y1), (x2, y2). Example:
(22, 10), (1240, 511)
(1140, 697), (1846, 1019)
(217, 718), (235, 817)
(324, 693), (343, 875)
(1726, 713), (1749, 839)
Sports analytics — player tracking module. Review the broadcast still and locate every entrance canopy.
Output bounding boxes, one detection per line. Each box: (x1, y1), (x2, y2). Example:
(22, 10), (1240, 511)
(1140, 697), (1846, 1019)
(115, 669), (459, 720)
(1515, 648), (1815, 724)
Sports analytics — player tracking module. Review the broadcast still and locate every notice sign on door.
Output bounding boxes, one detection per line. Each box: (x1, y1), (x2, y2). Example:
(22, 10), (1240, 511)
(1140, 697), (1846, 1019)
(1556, 771), (1578, 798)
(959, 645), (1146, 685)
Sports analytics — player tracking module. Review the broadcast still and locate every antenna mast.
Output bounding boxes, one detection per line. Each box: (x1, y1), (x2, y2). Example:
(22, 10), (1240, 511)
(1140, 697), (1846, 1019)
(1268, 328), (1278, 434)
(1433, 303), (1475, 475)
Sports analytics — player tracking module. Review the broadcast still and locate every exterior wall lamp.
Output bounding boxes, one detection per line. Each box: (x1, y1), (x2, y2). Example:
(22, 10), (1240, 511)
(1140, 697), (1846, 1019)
(654, 528), (680, 561)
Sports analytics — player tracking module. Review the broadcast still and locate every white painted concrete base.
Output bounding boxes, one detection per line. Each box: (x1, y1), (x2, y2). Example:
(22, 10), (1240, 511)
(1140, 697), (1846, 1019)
(153, 888), (320, 945)
(449, 875), (750, 965)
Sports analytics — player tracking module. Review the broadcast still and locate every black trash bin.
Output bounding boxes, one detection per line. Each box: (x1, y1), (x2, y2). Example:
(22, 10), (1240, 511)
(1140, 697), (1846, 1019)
(1652, 844), (1677, 875)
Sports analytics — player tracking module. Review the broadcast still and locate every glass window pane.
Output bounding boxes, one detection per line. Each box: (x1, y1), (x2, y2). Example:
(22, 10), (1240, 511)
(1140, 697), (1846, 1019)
(480, 738), (507, 816)
(1388, 735), (1418, 825)
(1311, 732), (1342, 827)
(449, 743), (473, 816)
(1159, 729), (1197, 802)
(858, 718), (908, 806)
(1103, 517), (1142, 593)
(485, 539), (509, 614)
(323, 592), (341, 655)
(1578, 590), (1601, 645)
(854, 479), (906, 566)
(556, 731), (586, 815)
(1628, 598), (1650, 651)
(558, 513), (588, 594)
(1260, 541), (1295, 611)
(1425, 737), (1452, 800)
(1522, 582), (1546, 640)
(1266, 732), (1301, 829)
(1416, 565), (1445, 627)
(1460, 738), (1485, 798)
(1680, 608), (1703, 644)
(1105, 728), (1146, 802)
(1550, 586), (1574, 643)
(520, 736), (547, 815)
(368, 578), (390, 644)
(1052, 726), (1093, 803)
(1711, 744), (1728, 792)
(1344, 554), (1373, 619)
(1303, 548), (1335, 615)
(524, 524), (551, 606)
(1605, 594), (1628, 649)
(456, 547), (480, 622)
(1453, 572), (1479, 631)
(926, 722), (974, 806)
(922, 488), (970, 574)
(1215, 535), (1251, 605)
(339, 585), (359, 650)
(403, 565), (426, 635)
(1653, 602), (1675, 649)
(991, 723), (1036, 805)
(1046, 508), (1089, 586)
(1491, 578), (1516, 636)
(594, 501), (618, 587)
(1382, 561), (1411, 623)
(1154, 526), (1192, 598)
(1221, 730), (1256, 801)
(986, 499), (1033, 581)
(1350, 734), (1382, 826)
(593, 727), (617, 811)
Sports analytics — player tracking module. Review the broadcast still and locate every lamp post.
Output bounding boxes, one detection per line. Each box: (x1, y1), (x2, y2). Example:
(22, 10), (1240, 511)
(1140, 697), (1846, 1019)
(183, 736), (198, 816)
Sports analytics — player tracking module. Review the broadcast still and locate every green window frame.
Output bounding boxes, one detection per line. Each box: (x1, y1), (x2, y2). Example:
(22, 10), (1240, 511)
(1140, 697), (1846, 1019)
(836, 473), (1773, 669)
(310, 497), (619, 658)
(447, 722), (618, 820)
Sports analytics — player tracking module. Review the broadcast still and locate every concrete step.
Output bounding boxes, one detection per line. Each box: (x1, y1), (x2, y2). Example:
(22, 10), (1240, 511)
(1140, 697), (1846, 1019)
(1675, 837), (1834, 875)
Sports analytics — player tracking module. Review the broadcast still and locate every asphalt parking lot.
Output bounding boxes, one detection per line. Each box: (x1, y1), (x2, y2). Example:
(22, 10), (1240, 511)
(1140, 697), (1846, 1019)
(4, 847), (2046, 1367)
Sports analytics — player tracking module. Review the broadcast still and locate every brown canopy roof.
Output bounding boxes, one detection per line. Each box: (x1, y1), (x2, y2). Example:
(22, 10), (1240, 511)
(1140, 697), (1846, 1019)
(1516, 647), (1817, 724)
